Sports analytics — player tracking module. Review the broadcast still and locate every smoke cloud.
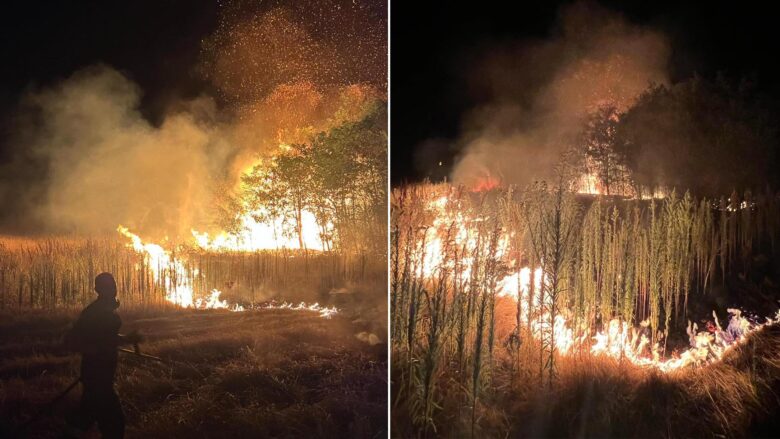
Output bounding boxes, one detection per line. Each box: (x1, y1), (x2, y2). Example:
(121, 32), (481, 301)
(0, 2), (385, 237)
(7, 65), (232, 237)
(450, 1), (669, 187)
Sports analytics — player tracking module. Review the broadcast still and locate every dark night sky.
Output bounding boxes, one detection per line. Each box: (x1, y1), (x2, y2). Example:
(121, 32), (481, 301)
(390, 1), (780, 185)
(0, 0), (220, 162)
(0, 0), (387, 235)
(3, 1), (780, 186)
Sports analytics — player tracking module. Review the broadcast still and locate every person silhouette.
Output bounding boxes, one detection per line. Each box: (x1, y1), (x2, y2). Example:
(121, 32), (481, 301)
(64, 272), (140, 438)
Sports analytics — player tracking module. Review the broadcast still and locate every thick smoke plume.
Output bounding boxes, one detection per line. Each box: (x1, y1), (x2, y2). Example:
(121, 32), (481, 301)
(0, 1), (385, 237)
(450, 1), (669, 187)
(7, 66), (231, 237)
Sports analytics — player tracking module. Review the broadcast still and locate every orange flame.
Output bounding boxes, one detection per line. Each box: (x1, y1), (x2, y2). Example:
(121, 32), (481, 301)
(420, 192), (775, 372)
(472, 175), (500, 192)
(117, 225), (337, 317)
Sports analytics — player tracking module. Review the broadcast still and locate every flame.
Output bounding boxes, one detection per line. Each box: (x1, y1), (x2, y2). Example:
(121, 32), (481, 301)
(195, 289), (245, 312)
(469, 171), (665, 200)
(576, 172), (602, 195)
(418, 192), (775, 372)
(117, 225), (337, 317)
(261, 301), (339, 319)
(575, 171), (667, 199)
(472, 175), (500, 192)
(497, 266), (776, 372)
(190, 157), (333, 252)
(192, 208), (329, 252)
(118, 225), (197, 308)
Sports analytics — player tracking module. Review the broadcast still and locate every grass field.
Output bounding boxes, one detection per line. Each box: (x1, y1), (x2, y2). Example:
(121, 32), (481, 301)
(0, 307), (387, 438)
(391, 315), (780, 438)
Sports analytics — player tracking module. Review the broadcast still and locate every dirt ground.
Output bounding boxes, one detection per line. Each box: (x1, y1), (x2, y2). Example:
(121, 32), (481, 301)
(0, 307), (387, 438)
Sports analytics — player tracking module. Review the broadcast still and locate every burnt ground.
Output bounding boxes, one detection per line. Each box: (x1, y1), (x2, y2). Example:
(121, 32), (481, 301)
(0, 308), (387, 438)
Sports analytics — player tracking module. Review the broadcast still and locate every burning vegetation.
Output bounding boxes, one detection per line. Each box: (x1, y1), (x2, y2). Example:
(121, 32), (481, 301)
(0, 1), (388, 437)
(0, 101), (386, 315)
(391, 180), (780, 436)
(392, 3), (780, 434)
(0, 0), (388, 314)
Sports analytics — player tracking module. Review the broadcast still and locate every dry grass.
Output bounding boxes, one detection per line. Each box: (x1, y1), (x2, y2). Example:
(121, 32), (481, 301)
(391, 182), (780, 437)
(392, 323), (780, 438)
(0, 235), (386, 310)
(0, 308), (387, 438)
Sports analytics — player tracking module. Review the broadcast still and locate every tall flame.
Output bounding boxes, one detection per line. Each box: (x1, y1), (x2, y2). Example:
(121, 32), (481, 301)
(117, 225), (198, 309)
(576, 172), (602, 195)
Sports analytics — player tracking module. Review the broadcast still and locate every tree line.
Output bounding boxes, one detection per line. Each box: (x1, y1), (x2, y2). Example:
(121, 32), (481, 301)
(234, 102), (387, 256)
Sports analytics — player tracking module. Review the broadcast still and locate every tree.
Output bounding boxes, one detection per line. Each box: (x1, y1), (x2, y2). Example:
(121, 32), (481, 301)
(615, 76), (778, 196)
(239, 101), (387, 255)
(242, 147), (313, 250)
(572, 105), (632, 196)
(309, 102), (387, 255)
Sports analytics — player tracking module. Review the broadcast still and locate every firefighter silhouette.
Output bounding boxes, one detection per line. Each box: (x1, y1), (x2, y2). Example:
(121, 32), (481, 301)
(64, 272), (139, 438)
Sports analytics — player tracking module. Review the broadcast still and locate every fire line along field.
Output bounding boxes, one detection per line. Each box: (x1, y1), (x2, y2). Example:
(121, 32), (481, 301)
(0, 236), (387, 438)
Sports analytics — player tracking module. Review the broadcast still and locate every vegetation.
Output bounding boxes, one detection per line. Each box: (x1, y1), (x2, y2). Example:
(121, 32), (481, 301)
(0, 103), (388, 312)
(0, 235), (385, 310)
(391, 181), (780, 436)
(240, 103), (387, 256)
(571, 77), (780, 197)
(0, 308), (387, 438)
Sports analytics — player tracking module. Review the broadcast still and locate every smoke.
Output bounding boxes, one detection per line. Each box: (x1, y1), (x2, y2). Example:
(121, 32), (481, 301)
(1, 65), (228, 236)
(0, 1), (385, 237)
(450, 1), (669, 187)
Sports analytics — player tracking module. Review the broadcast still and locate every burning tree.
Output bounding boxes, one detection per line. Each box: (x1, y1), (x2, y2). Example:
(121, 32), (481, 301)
(241, 104), (387, 255)
(572, 104), (634, 196)
(243, 146), (317, 251)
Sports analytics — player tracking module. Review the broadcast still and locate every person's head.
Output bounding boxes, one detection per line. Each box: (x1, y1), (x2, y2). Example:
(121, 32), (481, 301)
(94, 272), (117, 300)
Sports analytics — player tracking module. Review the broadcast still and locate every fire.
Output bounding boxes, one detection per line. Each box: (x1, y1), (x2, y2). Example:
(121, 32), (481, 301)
(195, 289), (245, 312)
(117, 225), (199, 309)
(419, 192), (775, 372)
(471, 170), (666, 200)
(576, 172), (602, 195)
(192, 208), (329, 251)
(498, 264), (776, 372)
(116, 225), (337, 317)
(472, 175), (500, 192)
(261, 301), (339, 319)
(191, 157), (333, 252)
